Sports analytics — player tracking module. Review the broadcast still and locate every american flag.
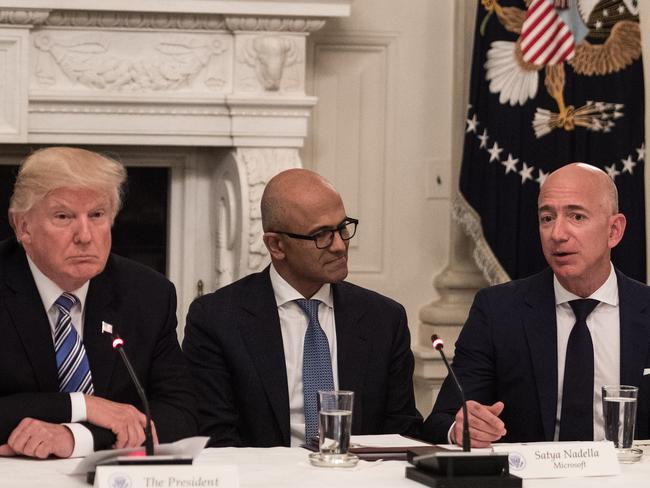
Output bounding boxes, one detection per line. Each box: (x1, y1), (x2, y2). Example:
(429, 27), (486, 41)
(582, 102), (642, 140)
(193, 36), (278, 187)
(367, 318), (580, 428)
(520, 0), (575, 65)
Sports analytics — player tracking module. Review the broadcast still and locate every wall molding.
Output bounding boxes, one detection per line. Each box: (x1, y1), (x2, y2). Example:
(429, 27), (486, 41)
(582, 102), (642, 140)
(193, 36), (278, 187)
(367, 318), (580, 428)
(307, 29), (398, 276)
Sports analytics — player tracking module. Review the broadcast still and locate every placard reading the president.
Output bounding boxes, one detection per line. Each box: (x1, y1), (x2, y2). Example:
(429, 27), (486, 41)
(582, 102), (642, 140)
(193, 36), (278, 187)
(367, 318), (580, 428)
(492, 441), (619, 479)
(95, 465), (238, 488)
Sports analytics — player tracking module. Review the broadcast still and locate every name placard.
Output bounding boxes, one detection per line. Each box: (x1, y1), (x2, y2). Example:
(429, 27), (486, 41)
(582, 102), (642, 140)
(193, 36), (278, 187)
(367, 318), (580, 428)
(94, 465), (238, 488)
(492, 441), (620, 479)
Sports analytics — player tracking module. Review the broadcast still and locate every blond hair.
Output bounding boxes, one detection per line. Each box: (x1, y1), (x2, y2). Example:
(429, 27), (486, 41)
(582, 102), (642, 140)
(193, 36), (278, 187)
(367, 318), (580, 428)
(9, 147), (127, 229)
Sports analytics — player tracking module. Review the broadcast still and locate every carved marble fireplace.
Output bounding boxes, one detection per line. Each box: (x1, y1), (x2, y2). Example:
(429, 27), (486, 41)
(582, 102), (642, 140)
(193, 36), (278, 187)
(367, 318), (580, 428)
(0, 0), (352, 332)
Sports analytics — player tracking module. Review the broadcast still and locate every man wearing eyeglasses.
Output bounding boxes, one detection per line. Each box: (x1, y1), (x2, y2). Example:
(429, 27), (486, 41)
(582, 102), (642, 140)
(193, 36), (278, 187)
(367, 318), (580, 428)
(183, 168), (422, 447)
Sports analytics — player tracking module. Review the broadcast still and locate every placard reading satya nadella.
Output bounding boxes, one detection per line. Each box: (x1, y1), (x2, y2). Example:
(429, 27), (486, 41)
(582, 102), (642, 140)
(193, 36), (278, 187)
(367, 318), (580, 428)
(94, 465), (238, 488)
(492, 441), (620, 479)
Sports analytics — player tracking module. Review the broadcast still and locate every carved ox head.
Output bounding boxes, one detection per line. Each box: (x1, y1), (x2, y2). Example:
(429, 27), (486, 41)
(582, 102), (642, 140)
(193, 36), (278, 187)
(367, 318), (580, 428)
(244, 36), (299, 91)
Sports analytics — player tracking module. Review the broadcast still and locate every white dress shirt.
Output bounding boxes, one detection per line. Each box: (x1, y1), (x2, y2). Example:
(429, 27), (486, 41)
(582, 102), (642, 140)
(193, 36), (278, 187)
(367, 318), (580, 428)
(554, 264), (620, 441)
(27, 256), (94, 457)
(269, 264), (339, 447)
(447, 264), (621, 445)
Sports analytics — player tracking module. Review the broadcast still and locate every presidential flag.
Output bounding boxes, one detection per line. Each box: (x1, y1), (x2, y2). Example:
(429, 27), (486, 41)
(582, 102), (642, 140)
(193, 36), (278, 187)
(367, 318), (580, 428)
(455, 0), (646, 283)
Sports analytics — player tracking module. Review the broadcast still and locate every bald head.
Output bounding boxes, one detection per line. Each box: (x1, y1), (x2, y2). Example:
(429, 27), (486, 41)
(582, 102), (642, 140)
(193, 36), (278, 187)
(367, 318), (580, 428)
(261, 168), (341, 232)
(540, 163), (618, 214)
(538, 162), (626, 297)
(261, 168), (350, 298)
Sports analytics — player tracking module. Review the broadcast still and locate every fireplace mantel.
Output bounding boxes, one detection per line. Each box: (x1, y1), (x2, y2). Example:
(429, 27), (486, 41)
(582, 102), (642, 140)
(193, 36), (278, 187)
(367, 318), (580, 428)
(2, 1), (351, 16)
(0, 0), (352, 146)
(0, 0), (352, 329)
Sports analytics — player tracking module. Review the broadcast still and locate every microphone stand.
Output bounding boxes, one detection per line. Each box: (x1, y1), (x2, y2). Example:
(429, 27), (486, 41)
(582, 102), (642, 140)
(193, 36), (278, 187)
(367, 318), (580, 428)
(111, 335), (154, 456)
(432, 336), (470, 452)
(404, 335), (521, 488)
(85, 326), (193, 485)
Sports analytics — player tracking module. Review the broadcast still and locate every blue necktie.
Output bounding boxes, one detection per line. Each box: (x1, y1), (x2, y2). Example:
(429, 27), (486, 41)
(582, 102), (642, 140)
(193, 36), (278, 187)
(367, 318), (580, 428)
(559, 298), (599, 441)
(54, 293), (94, 394)
(296, 298), (334, 443)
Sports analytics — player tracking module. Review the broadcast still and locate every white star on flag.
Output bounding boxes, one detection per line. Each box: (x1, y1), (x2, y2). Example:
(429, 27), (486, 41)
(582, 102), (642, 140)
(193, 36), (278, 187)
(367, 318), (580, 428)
(621, 155), (636, 174)
(604, 163), (621, 180)
(636, 143), (645, 161)
(478, 129), (489, 149)
(487, 142), (503, 163)
(519, 162), (534, 184)
(536, 169), (548, 186)
(502, 153), (519, 174)
(466, 114), (479, 133)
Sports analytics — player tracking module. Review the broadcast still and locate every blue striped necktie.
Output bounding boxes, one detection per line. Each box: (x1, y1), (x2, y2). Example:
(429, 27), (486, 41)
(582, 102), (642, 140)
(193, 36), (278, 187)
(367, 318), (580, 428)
(54, 293), (94, 394)
(296, 298), (334, 443)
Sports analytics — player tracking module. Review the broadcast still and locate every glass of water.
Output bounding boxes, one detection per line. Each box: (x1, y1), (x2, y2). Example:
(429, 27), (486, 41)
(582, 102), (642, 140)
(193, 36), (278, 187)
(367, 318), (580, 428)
(308, 390), (358, 467)
(602, 385), (642, 463)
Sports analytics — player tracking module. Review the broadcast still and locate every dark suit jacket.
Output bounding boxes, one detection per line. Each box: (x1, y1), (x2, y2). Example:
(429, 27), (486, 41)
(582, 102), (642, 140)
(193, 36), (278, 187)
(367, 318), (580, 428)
(421, 267), (650, 443)
(182, 267), (422, 447)
(0, 238), (197, 450)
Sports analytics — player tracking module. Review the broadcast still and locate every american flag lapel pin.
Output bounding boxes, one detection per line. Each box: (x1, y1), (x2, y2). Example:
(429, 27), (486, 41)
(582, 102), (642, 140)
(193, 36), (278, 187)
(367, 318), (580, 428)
(101, 321), (114, 335)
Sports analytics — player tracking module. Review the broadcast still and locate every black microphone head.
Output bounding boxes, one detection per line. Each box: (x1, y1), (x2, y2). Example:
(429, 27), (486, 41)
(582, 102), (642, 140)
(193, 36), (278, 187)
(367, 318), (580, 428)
(431, 334), (444, 351)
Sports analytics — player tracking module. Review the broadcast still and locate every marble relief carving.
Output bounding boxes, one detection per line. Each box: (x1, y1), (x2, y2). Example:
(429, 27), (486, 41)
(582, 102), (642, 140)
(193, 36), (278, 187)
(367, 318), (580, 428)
(225, 16), (325, 32)
(214, 147), (301, 287)
(44, 11), (226, 30)
(238, 35), (303, 92)
(241, 147), (301, 272)
(33, 32), (230, 92)
(0, 9), (50, 25)
(214, 166), (239, 289)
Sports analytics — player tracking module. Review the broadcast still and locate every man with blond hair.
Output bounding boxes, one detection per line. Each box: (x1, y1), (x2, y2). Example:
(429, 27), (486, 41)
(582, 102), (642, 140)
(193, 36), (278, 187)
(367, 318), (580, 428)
(423, 163), (650, 447)
(0, 147), (196, 459)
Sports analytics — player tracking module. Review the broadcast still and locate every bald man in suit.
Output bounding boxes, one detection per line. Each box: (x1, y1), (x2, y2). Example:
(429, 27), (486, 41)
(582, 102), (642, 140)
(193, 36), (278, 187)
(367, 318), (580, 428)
(184, 169), (422, 447)
(423, 163), (650, 446)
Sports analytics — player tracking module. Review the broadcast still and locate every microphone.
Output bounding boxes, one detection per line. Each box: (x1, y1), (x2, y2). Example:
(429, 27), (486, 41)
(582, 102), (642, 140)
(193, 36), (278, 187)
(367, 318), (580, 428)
(404, 335), (518, 488)
(431, 334), (470, 452)
(109, 333), (154, 456)
(84, 322), (195, 484)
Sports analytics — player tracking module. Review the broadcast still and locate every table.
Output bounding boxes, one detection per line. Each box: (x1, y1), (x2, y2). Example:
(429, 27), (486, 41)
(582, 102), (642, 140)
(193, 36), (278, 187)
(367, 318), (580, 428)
(0, 446), (649, 487)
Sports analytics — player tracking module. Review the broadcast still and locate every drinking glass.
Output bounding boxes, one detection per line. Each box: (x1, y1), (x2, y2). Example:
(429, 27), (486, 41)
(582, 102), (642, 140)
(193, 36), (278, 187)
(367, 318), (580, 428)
(308, 390), (358, 467)
(602, 385), (642, 463)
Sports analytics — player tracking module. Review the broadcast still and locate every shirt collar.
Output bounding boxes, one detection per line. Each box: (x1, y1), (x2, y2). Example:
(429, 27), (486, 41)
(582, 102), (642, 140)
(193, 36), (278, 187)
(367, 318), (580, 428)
(269, 263), (333, 309)
(553, 263), (618, 307)
(26, 255), (90, 314)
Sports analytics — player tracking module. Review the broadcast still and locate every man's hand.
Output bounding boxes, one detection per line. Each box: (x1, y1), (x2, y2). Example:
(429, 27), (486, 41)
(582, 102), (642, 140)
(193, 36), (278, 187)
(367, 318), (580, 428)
(85, 396), (151, 449)
(0, 444), (16, 456)
(4, 418), (74, 458)
(452, 400), (506, 448)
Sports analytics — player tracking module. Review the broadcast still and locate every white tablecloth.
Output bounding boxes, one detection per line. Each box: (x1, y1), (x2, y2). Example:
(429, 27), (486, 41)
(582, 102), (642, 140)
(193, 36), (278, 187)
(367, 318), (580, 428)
(0, 446), (649, 487)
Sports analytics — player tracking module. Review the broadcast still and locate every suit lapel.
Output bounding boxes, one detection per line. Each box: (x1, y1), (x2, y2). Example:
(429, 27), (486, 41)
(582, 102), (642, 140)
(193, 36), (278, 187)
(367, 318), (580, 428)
(617, 271), (648, 387)
(238, 270), (291, 444)
(333, 283), (369, 426)
(4, 247), (59, 392)
(522, 269), (558, 441)
(82, 261), (118, 398)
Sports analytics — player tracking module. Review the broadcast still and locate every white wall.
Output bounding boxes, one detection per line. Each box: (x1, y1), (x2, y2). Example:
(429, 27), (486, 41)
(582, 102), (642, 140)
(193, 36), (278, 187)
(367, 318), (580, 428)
(302, 0), (458, 332)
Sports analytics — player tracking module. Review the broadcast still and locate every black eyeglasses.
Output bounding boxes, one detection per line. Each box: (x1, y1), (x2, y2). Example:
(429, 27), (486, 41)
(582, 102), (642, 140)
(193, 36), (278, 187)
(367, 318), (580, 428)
(273, 218), (359, 249)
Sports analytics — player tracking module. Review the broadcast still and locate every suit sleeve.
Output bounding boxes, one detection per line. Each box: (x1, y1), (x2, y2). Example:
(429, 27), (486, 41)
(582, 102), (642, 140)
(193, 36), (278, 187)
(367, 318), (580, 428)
(0, 393), (72, 443)
(144, 284), (198, 444)
(82, 283), (197, 452)
(182, 299), (242, 447)
(420, 289), (498, 443)
(383, 304), (423, 436)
